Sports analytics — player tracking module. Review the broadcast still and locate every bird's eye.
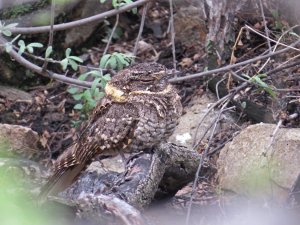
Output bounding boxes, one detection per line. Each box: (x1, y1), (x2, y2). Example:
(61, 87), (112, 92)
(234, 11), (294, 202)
(129, 76), (154, 83)
(140, 78), (154, 83)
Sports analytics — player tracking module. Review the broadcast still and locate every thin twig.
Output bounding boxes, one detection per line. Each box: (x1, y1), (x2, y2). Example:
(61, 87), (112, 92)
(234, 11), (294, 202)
(169, 0), (176, 71)
(230, 70), (252, 83)
(258, 0), (271, 52)
(192, 82), (248, 148)
(186, 100), (231, 225)
(133, 3), (149, 57)
(275, 88), (300, 92)
(245, 25), (300, 52)
(42, 0), (55, 70)
(169, 39), (300, 83)
(265, 119), (283, 153)
(266, 59), (300, 75)
(230, 27), (245, 64)
(0, 35), (94, 88)
(192, 94), (230, 148)
(12, 45), (111, 73)
(257, 25), (299, 74)
(216, 77), (226, 100)
(9, 0), (149, 34)
(103, 14), (119, 56)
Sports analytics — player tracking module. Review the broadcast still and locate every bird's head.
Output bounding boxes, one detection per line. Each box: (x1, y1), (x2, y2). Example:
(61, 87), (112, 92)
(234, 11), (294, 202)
(105, 63), (173, 102)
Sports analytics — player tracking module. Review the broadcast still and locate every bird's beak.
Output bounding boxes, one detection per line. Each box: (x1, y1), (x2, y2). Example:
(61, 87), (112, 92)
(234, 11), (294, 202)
(165, 69), (178, 79)
(151, 69), (178, 81)
(151, 70), (166, 80)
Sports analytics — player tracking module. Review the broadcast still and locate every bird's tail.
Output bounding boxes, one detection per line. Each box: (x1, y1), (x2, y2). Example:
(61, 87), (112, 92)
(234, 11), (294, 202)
(38, 163), (85, 204)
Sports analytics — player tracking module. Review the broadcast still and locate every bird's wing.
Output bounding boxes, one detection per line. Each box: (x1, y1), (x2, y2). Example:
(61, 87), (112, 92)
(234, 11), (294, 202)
(38, 99), (138, 202)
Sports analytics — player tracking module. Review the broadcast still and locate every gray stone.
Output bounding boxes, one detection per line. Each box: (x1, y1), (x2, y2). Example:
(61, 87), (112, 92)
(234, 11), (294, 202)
(217, 123), (300, 203)
(168, 91), (235, 149)
(0, 123), (41, 159)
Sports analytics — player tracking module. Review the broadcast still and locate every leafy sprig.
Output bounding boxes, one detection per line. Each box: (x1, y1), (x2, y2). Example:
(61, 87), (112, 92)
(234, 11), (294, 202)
(100, 52), (134, 70)
(60, 48), (83, 71)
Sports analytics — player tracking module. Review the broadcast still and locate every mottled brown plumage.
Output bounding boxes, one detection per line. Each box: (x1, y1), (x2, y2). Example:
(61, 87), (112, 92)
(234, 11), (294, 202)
(39, 62), (182, 200)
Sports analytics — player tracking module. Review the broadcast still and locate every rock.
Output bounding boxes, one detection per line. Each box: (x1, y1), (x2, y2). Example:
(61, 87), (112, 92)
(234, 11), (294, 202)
(217, 123), (300, 203)
(173, 5), (207, 48)
(0, 85), (32, 102)
(168, 91), (235, 149)
(63, 0), (111, 47)
(0, 123), (42, 159)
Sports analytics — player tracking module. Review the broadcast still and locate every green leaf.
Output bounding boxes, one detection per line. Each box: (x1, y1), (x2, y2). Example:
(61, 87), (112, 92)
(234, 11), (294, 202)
(67, 87), (78, 94)
(100, 54), (111, 69)
(94, 89), (105, 100)
(27, 42), (43, 48)
(114, 54), (125, 70)
(27, 46), (34, 53)
(88, 70), (102, 78)
(68, 56), (83, 63)
(65, 48), (71, 57)
(60, 58), (68, 71)
(114, 53), (126, 63)
(103, 74), (111, 81)
(123, 0), (136, 13)
(112, 0), (118, 8)
(108, 56), (117, 69)
(249, 74), (276, 98)
(74, 103), (83, 110)
(100, 0), (107, 3)
(88, 99), (97, 108)
(45, 46), (53, 58)
(5, 43), (12, 53)
(4, 23), (18, 29)
(17, 40), (26, 55)
(100, 79), (107, 89)
(73, 93), (83, 100)
(91, 78), (101, 94)
(68, 58), (78, 71)
(83, 89), (92, 101)
(2, 29), (12, 36)
(17, 40), (25, 47)
(78, 73), (89, 81)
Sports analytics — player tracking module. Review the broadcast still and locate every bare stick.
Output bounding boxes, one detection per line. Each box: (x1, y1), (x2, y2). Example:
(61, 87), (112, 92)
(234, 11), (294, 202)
(9, 0), (149, 34)
(216, 77), (226, 99)
(192, 82), (248, 148)
(133, 3), (149, 57)
(186, 100), (231, 225)
(264, 119), (283, 155)
(169, 0), (176, 71)
(0, 35), (94, 88)
(169, 40), (300, 83)
(103, 14), (119, 56)
(245, 25), (300, 52)
(191, 94), (230, 147)
(258, 0), (272, 52)
(256, 25), (299, 74)
(42, 0), (55, 70)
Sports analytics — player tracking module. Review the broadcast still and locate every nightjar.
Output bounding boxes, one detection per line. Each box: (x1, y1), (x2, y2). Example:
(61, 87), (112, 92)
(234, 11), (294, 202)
(39, 62), (182, 200)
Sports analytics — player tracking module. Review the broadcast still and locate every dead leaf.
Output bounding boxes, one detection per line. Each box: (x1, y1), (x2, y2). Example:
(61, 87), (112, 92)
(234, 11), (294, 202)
(40, 130), (50, 148)
(179, 58), (193, 67)
(137, 40), (154, 54)
(230, 54), (237, 64)
(238, 39), (243, 46)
